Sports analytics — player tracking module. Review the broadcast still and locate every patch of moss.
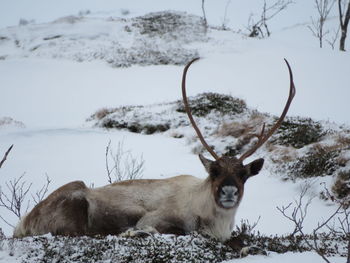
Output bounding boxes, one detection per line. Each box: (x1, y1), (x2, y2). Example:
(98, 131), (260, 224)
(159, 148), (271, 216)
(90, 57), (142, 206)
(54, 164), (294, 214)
(176, 93), (247, 117)
(272, 117), (326, 149)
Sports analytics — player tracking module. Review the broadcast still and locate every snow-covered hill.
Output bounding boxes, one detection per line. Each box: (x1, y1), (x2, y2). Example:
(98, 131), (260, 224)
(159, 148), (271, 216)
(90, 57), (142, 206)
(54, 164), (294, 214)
(0, 2), (349, 263)
(0, 12), (205, 67)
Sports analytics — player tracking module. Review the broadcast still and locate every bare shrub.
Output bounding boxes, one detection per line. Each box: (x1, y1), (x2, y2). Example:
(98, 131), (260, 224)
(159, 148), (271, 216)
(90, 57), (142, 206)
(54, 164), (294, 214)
(0, 172), (51, 228)
(308, 0), (336, 48)
(247, 0), (293, 38)
(105, 140), (145, 183)
(277, 182), (350, 263)
(326, 26), (341, 49)
(31, 174), (51, 205)
(0, 174), (32, 227)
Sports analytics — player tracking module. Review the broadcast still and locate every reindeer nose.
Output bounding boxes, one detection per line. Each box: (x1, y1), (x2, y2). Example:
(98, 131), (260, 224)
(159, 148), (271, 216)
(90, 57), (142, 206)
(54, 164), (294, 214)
(221, 186), (237, 199)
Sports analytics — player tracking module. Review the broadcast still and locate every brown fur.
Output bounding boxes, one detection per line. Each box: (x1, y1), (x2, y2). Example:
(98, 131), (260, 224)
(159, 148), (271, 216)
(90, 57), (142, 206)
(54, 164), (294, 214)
(18, 181), (88, 237)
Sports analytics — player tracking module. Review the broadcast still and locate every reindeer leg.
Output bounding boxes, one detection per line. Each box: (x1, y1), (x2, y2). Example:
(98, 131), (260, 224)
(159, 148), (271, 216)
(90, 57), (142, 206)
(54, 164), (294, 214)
(119, 225), (159, 238)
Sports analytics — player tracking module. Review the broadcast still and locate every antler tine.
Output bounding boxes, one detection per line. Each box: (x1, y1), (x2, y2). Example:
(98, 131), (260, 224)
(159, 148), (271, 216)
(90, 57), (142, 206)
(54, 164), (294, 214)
(182, 58), (220, 161)
(238, 59), (296, 162)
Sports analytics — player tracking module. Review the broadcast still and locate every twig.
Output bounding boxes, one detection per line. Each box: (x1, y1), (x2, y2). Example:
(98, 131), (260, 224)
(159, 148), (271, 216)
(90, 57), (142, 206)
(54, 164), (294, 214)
(105, 140), (144, 183)
(31, 174), (51, 205)
(105, 140), (113, 184)
(0, 173), (32, 219)
(0, 144), (13, 169)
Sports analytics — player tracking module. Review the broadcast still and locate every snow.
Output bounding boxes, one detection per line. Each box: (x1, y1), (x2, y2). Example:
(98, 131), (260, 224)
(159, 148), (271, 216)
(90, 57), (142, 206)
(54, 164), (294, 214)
(0, 1), (349, 262)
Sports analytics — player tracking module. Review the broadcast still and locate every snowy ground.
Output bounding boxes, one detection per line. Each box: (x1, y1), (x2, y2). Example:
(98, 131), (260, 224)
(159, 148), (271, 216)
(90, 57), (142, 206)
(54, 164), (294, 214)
(0, 1), (349, 262)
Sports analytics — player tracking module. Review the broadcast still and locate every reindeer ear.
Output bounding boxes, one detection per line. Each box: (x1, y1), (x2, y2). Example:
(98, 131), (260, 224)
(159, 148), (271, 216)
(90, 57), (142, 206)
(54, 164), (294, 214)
(246, 158), (264, 176)
(199, 154), (214, 174)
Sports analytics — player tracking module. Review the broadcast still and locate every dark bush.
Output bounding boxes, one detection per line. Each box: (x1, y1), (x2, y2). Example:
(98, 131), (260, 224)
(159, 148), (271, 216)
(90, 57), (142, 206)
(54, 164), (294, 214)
(101, 119), (170, 134)
(176, 93), (247, 117)
(272, 117), (326, 149)
(290, 146), (343, 178)
(101, 119), (128, 130)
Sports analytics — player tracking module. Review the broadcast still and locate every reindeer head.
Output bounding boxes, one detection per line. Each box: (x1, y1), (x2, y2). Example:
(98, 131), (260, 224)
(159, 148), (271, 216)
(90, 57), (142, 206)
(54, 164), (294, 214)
(182, 58), (296, 209)
(199, 155), (264, 209)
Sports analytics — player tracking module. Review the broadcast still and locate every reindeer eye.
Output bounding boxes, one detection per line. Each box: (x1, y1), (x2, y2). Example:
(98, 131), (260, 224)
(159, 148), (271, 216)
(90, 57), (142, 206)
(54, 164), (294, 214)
(238, 170), (247, 179)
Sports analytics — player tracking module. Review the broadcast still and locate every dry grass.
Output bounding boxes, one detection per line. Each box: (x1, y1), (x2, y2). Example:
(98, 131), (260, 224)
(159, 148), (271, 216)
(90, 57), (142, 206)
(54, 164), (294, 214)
(93, 108), (114, 120)
(269, 146), (297, 164)
(216, 114), (266, 138)
(335, 134), (350, 148)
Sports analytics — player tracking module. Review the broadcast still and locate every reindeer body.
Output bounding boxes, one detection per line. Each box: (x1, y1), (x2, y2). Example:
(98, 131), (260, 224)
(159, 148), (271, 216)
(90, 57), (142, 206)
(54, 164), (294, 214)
(14, 174), (238, 241)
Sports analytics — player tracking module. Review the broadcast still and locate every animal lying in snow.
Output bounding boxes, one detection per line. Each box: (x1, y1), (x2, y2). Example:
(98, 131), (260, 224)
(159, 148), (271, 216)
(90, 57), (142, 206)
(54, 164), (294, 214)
(13, 58), (295, 244)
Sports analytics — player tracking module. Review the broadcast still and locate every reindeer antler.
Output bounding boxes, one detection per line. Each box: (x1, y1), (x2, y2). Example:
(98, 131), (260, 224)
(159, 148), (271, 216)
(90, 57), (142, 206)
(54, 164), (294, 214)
(238, 59), (296, 161)
(182, 58), (220, 160)
(182, 58), (296, 163)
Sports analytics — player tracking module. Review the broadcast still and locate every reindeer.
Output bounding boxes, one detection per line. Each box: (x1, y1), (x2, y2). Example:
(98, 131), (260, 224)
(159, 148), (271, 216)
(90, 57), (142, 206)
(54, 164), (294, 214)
(13, 58), (295, 243)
